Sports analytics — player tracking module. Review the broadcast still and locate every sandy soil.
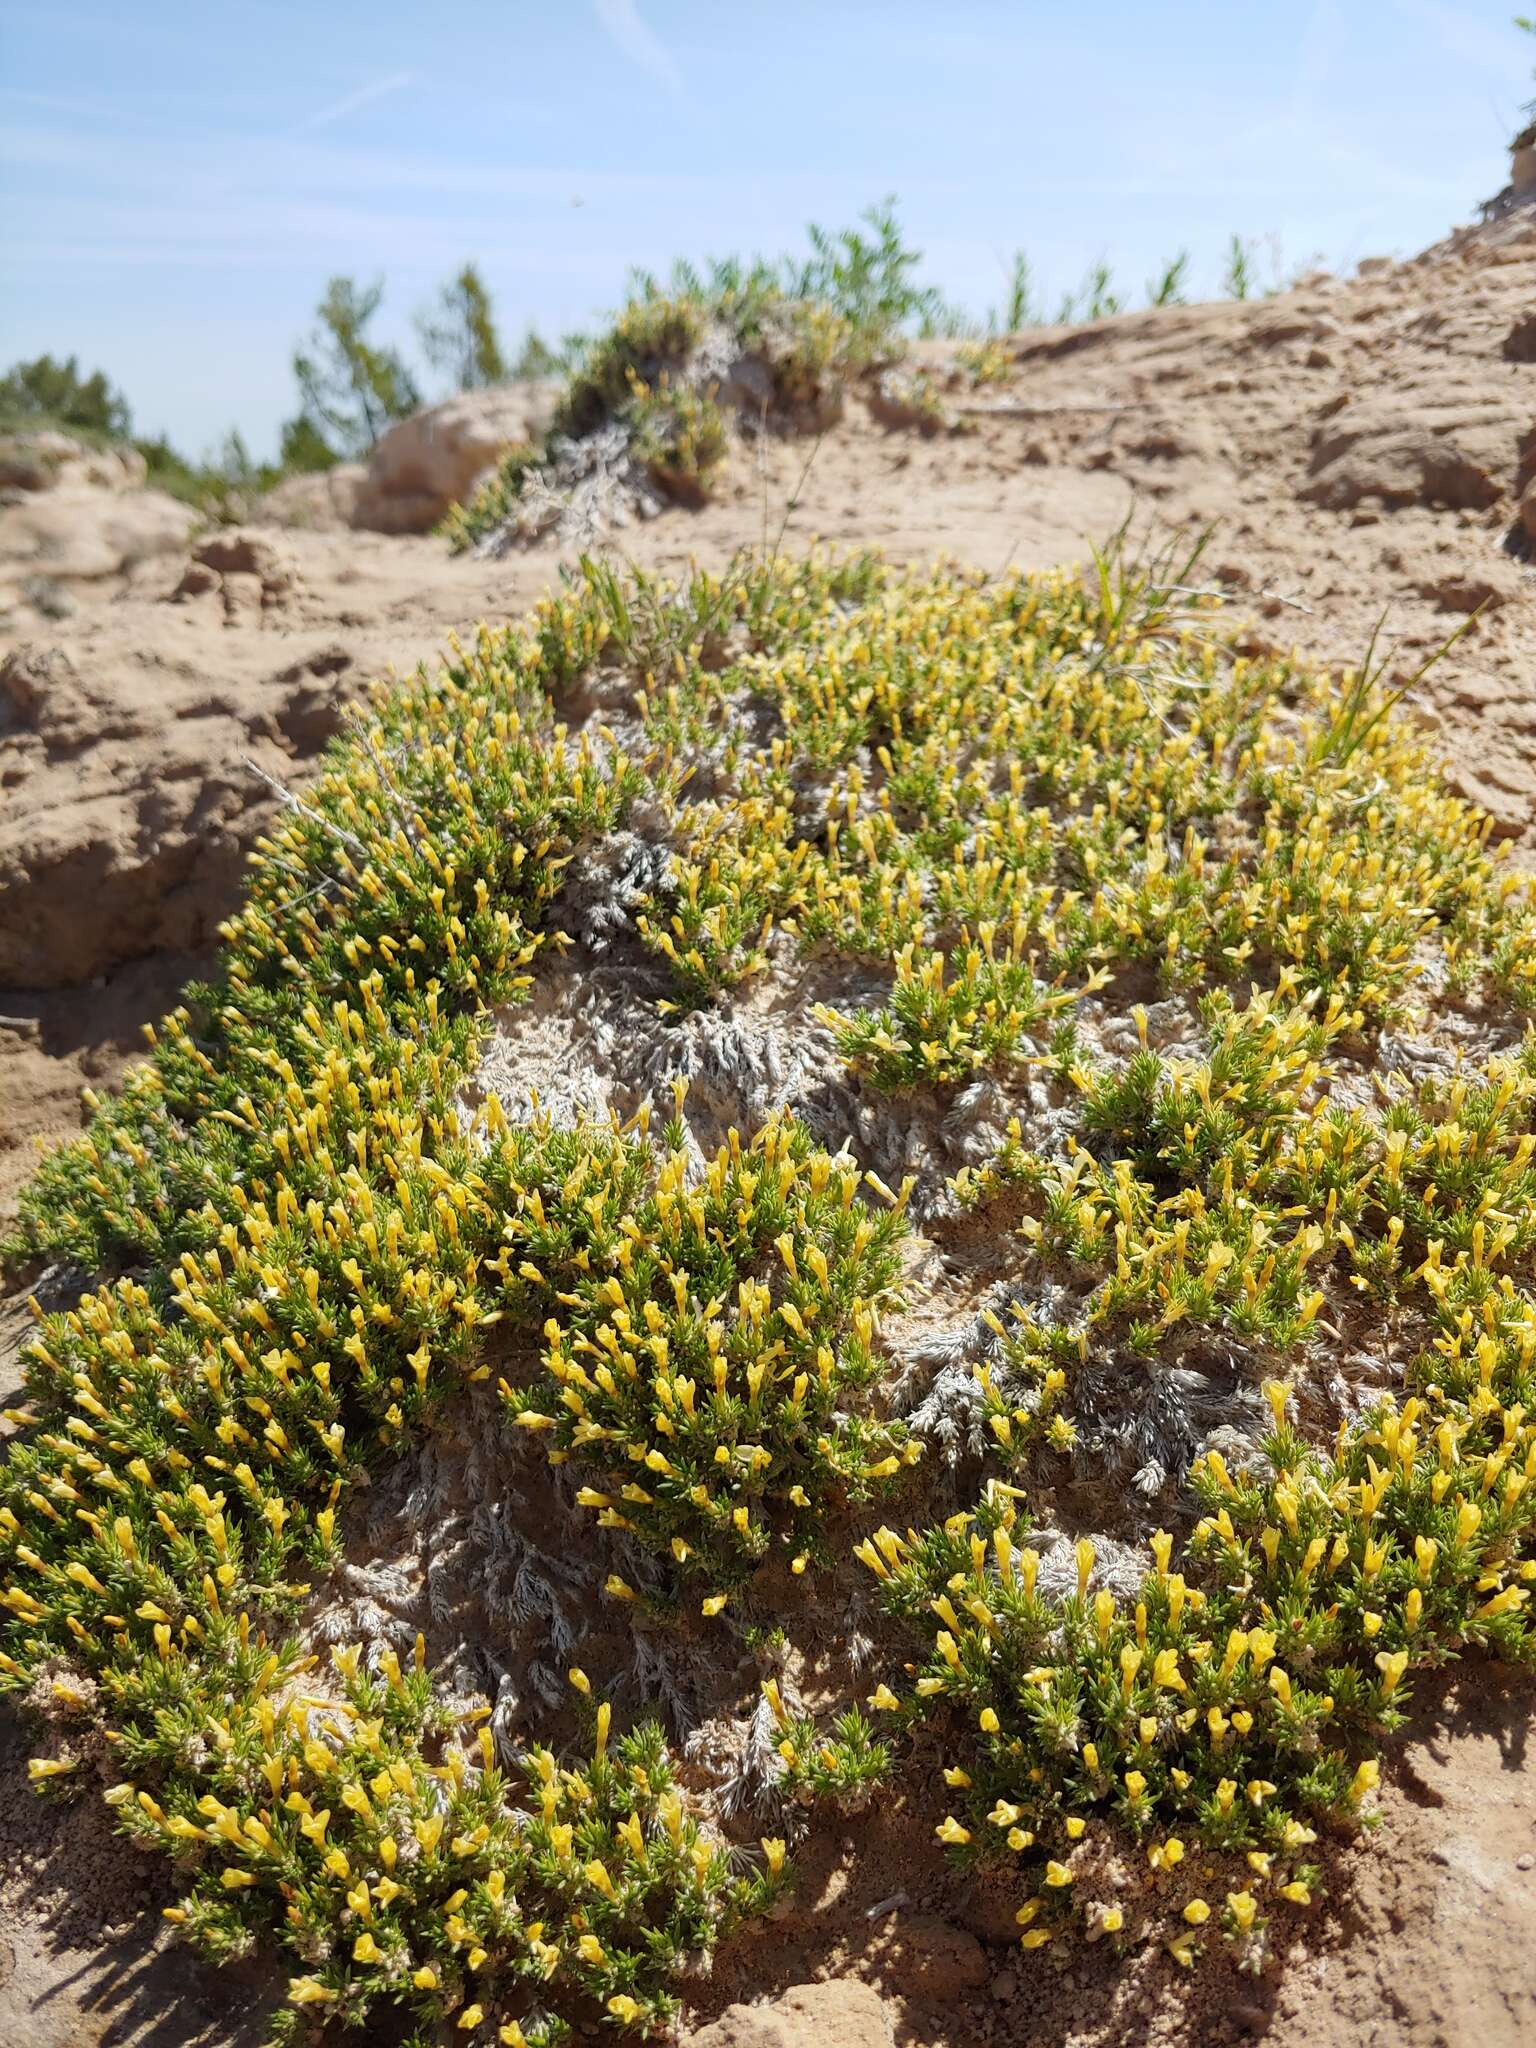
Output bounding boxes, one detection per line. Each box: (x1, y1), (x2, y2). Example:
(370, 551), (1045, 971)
(3, 206), (1536, 2046)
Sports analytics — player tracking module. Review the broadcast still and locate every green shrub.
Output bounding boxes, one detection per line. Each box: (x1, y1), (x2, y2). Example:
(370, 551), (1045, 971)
(554, 296), (707, 441)
(626, 376), (728, 501)
(6, 544), (1536, 2032)
(504, 1107), (916, 1605)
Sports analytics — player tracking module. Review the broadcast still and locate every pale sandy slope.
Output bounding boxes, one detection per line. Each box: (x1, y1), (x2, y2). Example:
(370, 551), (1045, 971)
(2, 212), (1535, 2048)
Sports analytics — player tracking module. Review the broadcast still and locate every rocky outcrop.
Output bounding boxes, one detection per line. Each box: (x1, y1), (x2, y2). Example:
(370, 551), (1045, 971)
(0, 430), (147, 495)
(0, 634), (353, 989)
(685, 1983), (893, 2048)
(0, 485), (196, 586)
(258, 461), (365, 531)
(1300, 399), (1510, 512)
(169, 528), (302, 622)
(0, 432), (197, 609)
(350, 383), (560, 535)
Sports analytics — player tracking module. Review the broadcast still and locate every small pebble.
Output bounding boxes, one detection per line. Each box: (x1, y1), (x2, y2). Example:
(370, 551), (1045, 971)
(1517, 1852), (1534, 1872)
(991, 1969), (1018, 2000)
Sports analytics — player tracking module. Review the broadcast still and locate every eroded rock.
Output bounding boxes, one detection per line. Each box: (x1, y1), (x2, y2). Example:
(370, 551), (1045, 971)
(170, 529), (301, 621)
(685, 1982), (893, 2048)
(350, 384), (560, 535)
(258, 461), (366, 531)
(1302, 400), (1510, 511)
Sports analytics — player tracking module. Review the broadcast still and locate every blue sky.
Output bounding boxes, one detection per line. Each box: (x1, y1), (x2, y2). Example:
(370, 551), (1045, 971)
(0, 1), (1527, 458)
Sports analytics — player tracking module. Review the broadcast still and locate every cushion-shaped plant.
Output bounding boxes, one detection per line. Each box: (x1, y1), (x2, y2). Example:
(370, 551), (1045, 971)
(6, 540), (1536, 2034)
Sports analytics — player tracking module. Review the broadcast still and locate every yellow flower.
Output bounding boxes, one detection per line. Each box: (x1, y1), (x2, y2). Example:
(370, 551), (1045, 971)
(1075, 1537), (1096, 1600)
(1374, 1648), (1408, 1695)
(1183, 1898), (1211, 1925)
(935, 1816), (972, 1846)
(1349, 1758), (1380, 1804)
(1227, 1890), (1258, 1933)
(1152, 1648), (1185, 1691)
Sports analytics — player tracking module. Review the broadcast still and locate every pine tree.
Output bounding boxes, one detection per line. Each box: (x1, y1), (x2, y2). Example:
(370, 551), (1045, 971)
(292, 276), (419, 455)
(0, 353), (131, 438)
(416, 262), (508, 390)
(278, 414), (338, 473)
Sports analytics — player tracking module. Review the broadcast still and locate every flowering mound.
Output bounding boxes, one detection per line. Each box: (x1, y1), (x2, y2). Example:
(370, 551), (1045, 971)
(5, 543), (1536, 2040)
(441, 287), (854, 555)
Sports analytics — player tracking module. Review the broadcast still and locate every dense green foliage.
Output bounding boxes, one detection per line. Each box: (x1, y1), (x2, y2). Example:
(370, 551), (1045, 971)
(0, 352), (131, 438)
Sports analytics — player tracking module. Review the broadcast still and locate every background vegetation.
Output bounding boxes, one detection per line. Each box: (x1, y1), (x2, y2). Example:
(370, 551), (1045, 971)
(0, 205), (1311, 524)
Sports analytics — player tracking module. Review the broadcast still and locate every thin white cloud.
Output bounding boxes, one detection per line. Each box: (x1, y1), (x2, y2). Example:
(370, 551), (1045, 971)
(592, 0), (682, 96)
(292, 70), (414, 135)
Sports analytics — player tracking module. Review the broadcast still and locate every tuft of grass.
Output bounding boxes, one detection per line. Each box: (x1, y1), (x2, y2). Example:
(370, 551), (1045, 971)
(1147, 250), (1191, 306)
